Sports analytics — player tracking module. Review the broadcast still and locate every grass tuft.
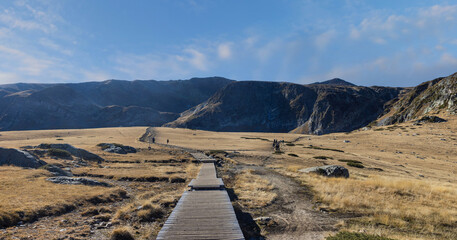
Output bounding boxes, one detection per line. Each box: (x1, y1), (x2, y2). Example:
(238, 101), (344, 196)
(48, 148), (71, 158)
(111, 226), (135, 240)
(326, 231), (394, 240)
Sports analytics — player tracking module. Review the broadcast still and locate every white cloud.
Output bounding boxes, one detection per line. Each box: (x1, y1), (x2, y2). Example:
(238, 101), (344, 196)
(0, 71), (20, 84)
(0, 45), (53, 76)
(440, 53), (457, 65)
(39, 38), (72, 56)
(418, 5), (457, 18)
(184, 48), (208, 71)
(372, 37), (386, 45)
(217, 43), (232, 60)
(0, 9), (55, 33)
(82, 70), (111, 82)
(315, 29), (336, 50)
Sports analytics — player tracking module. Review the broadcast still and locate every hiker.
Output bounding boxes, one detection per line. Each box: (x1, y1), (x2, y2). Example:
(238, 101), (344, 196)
(167, 139), (169, 144)
(152, 137), (155, 143)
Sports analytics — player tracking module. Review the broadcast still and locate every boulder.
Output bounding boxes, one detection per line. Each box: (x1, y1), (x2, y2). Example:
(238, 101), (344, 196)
(414, 115), (446, 124)
(0, 147), (47, 168)
(97, 143), (137, 154)
(46, 177), (111, 187)
(41, 164), (73, 177)
(299, 165), (349, 178)
(37, 143), (103, 161)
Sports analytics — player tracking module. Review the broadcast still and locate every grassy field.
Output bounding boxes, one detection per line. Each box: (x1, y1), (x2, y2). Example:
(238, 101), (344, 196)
(1, 114), (456, 239)
(0, 127), (199, 239)
(150, 114), (457, 240)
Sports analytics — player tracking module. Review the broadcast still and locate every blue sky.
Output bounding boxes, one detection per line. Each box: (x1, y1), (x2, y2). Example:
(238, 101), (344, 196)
(0, 0), (457, 87)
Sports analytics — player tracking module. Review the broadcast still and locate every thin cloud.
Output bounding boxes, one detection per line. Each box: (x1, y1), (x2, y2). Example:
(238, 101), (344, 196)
(315, 29), (336, 50)
(217, 43), (232, 60)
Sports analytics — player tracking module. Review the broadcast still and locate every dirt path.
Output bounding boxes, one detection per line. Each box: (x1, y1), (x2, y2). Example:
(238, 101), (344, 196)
(217, 151), (343, 240)
(249, 165), (338, 240)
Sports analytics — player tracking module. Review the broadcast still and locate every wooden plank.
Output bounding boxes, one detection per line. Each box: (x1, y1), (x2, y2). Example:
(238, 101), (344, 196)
(189, 178), (224, 190)
(157, 152), (244, 239)
(156, 191), (244, 240)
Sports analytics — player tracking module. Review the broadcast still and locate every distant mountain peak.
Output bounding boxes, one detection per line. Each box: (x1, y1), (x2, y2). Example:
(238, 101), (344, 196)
(312, 78), (356, 86)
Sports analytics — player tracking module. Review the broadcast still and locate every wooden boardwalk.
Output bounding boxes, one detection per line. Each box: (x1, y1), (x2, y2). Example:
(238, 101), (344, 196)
(157, 153), (244, 240)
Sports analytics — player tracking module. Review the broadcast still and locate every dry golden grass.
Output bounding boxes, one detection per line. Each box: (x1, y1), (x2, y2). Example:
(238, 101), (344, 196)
(0, 166), (125, 227)
(72, 164), (188, 181)
(111, 226), (135, 240)
(114, 189), (181, 223)
(279, 168), (457, 239)
(234, 169), (277, 209)
(149, 115), (457, 239)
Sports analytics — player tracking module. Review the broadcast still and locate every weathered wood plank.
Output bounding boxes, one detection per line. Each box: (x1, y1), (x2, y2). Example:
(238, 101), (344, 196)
(156, 191), (244, 240)
(157, 153), (244, 240)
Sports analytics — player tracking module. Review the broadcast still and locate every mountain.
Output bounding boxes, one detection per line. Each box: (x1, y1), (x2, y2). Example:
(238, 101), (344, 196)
(0, 77), (233, 131)
(376, 72), (457, 125)
(312, 78), (356, 86)
(165, 81), (402, 134)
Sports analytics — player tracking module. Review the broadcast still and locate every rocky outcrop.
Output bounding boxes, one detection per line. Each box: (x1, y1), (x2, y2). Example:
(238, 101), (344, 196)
(377, 72), (457, 125)
(166, 81), (401, 134)
(299, 165), (349, 178)
(0, 77), (233, 131)
(47, 177), (111, 187)
(42, 164), (73, 176)
(0, 147), (47, 168)
(97, 143), (136, 154)
(37, 144), (103, 161)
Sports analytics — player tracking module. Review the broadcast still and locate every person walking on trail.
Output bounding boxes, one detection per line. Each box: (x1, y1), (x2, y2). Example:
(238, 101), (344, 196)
(167, 139), (169, 144)
(152, 137), (155, 144)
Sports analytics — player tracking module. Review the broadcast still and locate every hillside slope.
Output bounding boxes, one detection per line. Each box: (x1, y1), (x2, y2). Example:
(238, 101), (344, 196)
(165, 81), (402, 134)
(0, 77), (233, 130)
(377, 72), (457, 125)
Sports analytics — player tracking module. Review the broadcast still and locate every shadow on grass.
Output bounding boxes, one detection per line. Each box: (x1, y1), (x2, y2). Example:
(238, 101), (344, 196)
(226, 187), (265, 240)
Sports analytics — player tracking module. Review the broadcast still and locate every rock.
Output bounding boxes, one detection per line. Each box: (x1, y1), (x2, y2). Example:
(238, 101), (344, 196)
(299, 165), (349, 178)
(254, 217), (272, 222)
(415, 116), (447, 124)
(377, 72), (457, 126)
(41, 164), (73, 177)
(0, 147), (47, 168)
(46, 177), (111, 187)
(97, 143), (136, 154)
(37, 144), (103, 161)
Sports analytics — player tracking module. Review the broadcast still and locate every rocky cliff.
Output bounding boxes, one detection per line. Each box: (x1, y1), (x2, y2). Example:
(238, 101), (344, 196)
(377, 72), (457, 125)
(165, 81), (402, 134)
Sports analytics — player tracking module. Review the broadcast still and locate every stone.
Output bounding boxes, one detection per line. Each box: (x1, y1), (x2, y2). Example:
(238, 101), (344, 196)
(37, 144), (103, 161)
(299, 165), (349, 178)
(0, 147), (47, 168)
(42, 164), (73, 177)
(47, 177), (111, 187)
(97, 143), (137, 154)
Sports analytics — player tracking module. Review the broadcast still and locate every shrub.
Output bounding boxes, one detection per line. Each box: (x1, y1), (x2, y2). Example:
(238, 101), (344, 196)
(326, 231), (393, 240)
(313, 156), (333, 160)
(207, 150), (227, 155)
(111, 227), (135, 240)
(48, 148), (71, 158)
(338, 159), (362, 164)
(305, 145), (344, 152)
(347, 162), (364, 168)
